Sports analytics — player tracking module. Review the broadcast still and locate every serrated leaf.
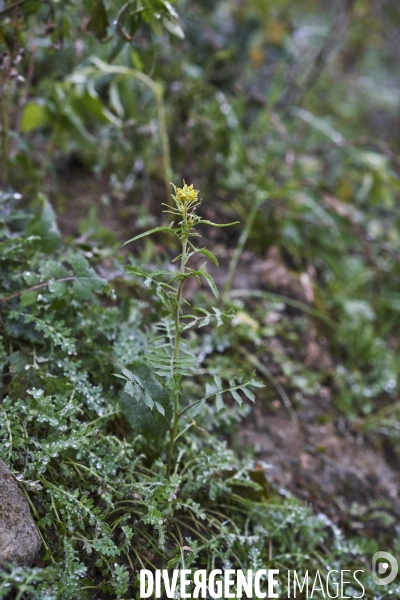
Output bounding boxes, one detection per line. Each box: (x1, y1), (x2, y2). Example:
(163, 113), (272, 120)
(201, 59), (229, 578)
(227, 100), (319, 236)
(155, 402), (165, 416)
(230, 388), (243, 406)
(213, 375), (222, 391)
(190, 399), (205, 417)
(205, 383), (214, 397)
(133, 383), (141, 400)
(73, 275), (105, 300)
(215, 393), (224, 411)
(212, 308), (224, 327)
(70, 254), (89, 274)
(144, 389), (154, 410)
(251, 380), (265, 388)
(121, 367), (135, 381)
(201, 269), (219, 299)
(124, 381), (133, 396)
(198, 316), (211, 327)
(241, 387), (255, 402)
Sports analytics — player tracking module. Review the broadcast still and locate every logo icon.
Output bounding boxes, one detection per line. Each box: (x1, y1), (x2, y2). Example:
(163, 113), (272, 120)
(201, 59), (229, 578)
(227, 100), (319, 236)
(372, 551), (398, 585)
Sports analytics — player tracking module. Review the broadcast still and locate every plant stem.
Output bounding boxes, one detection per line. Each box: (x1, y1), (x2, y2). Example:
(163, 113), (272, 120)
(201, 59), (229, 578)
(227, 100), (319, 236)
(166, 234), (187, 476)
(0, 277), (76, 305)
(223, 192), (266, 298)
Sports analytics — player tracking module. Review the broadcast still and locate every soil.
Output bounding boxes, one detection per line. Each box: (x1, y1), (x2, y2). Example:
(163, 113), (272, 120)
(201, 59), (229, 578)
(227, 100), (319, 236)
(240, 403), (400, 541)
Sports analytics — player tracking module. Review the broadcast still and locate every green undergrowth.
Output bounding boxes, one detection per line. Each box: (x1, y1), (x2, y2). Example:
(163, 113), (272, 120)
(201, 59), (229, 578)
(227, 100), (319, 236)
(1, 1), (400, 597)
(0, 192), (398, 599)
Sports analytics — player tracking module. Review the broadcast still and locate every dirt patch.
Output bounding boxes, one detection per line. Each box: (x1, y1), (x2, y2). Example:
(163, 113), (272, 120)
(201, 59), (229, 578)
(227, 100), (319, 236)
(239, 397), (400, 542)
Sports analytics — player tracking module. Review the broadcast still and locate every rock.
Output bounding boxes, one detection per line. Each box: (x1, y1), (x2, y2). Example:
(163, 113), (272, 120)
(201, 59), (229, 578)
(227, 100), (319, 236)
(0, 461), (41, 567)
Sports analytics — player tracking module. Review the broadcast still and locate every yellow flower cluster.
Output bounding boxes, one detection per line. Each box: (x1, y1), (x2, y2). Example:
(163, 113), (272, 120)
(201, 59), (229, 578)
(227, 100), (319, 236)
(175, 183), (200, 206)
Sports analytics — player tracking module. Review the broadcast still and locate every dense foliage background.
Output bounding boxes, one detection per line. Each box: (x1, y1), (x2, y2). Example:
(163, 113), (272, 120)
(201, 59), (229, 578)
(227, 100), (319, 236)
(1, 0), (400, 597)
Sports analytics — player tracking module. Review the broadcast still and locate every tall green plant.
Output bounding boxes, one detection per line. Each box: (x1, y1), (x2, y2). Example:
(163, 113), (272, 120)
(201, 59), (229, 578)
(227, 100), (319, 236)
(117, 183), (264, 475)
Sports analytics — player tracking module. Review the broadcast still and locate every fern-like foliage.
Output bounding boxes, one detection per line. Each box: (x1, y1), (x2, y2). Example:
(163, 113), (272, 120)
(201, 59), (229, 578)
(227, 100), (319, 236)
(181, 307), (233, 330)
(115, 367), (167, 416)
(120, 183), (262, 473)
(188, 370), (264, 415)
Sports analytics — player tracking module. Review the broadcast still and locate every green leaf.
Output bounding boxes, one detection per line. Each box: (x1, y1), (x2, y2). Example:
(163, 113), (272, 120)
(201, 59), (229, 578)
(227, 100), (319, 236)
(190, 399), (205, 417)
(72, 274), (105, 300)
(87, 0), (109, 40)
(162, 17), (185, 39)
(213, 375), (222, 391)
(120, 361), (172, 441)
(155, 402), (165, 416)
(205, 383), (214, 397)
(124, 381), (134, 396)
(109, 81), (125, 118)
(215, 393), (225, 412)
(144, 389), (155, 410)
(250, 380), (265, 388)
(201, 269), (219, 299)
(114, 1), (144, 46)
(198, 316), (210, 327)
(230, 388), (243, 406)
(108, 37), (127, 63)
(20, 290), (38, 307)
(212, 308), (226, 327)
(70, 254), (89, 275)
(121, 367), (135, 381)
(122, 226), (175, 246)
(155, 285), (171, 308)
(241, 387), (255, 402)
(27, 195), (60, 254)
(195, 247), (219, 266)
(70, 91), (122, 127)
(20, 102), (50, 132)
(40, 260), (68, 280)
(197, 220), (239, 228)
(48, 280), (68, 297)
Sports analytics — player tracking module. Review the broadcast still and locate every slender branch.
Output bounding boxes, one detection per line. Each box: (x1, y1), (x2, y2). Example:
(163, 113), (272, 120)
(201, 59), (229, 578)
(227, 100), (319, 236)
(178, 381), (262, 419)
(173, 419), (195, 444)
(223, 192), (266, 298)
(0, 277), (76, 305)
